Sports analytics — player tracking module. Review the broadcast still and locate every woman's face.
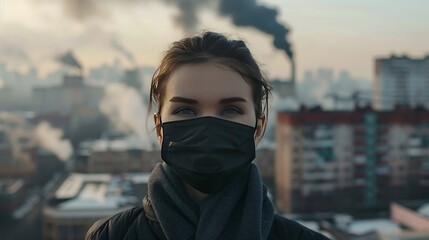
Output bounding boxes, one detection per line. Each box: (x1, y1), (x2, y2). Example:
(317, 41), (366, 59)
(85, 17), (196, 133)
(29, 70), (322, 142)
(154, 62), (265, 145)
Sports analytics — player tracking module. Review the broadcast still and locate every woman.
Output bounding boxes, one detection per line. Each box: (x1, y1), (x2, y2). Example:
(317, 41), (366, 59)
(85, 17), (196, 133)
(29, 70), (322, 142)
(86, 31), (330, 240)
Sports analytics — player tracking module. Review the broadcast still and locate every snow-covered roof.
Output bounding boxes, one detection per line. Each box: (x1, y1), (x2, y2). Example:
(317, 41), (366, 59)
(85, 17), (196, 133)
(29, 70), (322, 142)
(348, 219), (400, 234)
(55, 173), (111, 199)
(47, 172), (149, 218)
(85, 135), (145, 152)
(129, 173), (151, 184)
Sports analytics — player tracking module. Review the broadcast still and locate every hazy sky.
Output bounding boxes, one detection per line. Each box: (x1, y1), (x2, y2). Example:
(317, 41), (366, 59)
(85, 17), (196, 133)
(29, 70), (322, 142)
(0, 0), (428, 81)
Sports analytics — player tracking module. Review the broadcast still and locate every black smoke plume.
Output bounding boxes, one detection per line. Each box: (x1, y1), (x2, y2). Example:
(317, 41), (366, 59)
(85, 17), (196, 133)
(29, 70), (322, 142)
(163, 0), (213, 32)
(63, 0), (106, 21)
(60, 0), (293, 58)
(219, 0), (293, 59)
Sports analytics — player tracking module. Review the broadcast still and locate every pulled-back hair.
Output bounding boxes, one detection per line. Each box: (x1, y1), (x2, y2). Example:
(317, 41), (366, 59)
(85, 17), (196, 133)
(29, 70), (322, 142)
(148, 31), (272, 131)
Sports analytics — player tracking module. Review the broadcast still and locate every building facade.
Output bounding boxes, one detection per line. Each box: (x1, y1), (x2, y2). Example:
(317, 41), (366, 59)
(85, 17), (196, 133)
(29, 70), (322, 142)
(275, 106), (429, 214)
(374, 55), (429, 110)
(0, 179), (25, 216)
(33, 75), (104, 117)
(270, 79), (296, 98)
(0, 124), (37, 179)
(74, 136), (160, 174)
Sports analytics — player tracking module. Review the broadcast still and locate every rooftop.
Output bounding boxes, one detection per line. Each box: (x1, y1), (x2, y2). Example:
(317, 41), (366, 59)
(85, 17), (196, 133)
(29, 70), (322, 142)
(44, 172), (150, 219)
(79, 135), (145, 153)
(347, 219), (400, 235)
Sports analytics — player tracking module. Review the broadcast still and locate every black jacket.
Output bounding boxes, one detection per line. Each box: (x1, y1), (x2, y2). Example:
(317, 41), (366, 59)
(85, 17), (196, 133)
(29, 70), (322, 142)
(85, 205), (331, 240)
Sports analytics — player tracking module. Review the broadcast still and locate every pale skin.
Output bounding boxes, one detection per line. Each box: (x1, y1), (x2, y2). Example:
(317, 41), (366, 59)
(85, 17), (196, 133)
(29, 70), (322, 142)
(154, 62), (266, 203)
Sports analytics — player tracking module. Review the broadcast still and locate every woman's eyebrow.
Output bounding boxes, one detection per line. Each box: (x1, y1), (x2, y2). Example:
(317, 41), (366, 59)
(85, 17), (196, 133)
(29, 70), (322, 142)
(219, 97), (247, 104)
(169, 96), (198, 104)
(169, 96), (247, 104)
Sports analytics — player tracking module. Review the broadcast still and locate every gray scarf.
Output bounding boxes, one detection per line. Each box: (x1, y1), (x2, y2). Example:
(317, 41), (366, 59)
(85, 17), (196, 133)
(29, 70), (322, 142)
(146, 162), (274, 240)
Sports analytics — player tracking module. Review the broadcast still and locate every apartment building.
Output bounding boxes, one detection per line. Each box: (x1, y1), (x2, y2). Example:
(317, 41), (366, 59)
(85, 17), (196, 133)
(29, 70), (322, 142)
(276, 105), (429, 213)
(374, 55), (429, 110)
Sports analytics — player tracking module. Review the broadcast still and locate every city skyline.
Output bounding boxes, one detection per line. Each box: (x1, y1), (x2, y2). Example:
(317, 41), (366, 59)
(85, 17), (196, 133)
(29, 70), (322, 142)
(1, 3), (429, 235)
(0, 0), (428, 80)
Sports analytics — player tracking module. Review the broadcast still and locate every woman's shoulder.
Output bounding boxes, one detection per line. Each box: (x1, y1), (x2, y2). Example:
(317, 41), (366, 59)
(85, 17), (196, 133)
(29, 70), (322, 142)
(85, 206), (146, 240)
(269, 214), (332, 240)
(85, 207), (332, 240)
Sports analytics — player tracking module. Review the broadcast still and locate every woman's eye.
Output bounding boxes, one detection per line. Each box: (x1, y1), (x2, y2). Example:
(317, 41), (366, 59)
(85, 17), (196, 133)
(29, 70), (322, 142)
(222, 107), (242, 115)
(173, 107), (196, 116)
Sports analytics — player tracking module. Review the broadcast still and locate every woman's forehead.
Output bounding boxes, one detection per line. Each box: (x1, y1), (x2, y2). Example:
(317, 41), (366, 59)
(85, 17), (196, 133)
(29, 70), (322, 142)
(165, 62), (253, 100)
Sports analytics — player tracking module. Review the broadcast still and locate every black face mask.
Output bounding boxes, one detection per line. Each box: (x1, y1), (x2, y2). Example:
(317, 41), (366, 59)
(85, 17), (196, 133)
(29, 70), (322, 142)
(160, 116), (257, 194)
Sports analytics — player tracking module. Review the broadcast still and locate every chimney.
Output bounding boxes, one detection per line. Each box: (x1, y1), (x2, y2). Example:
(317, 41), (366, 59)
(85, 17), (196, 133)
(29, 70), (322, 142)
(290, 58), (296, 97)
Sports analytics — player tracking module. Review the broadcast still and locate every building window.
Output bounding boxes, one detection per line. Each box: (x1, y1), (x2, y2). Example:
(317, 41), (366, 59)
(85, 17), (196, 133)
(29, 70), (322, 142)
(422, 158), (429, 169)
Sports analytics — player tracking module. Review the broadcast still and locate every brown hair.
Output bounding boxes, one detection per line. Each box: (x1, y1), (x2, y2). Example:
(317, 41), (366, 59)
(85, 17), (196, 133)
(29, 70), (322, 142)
(148, 31), (272, 133)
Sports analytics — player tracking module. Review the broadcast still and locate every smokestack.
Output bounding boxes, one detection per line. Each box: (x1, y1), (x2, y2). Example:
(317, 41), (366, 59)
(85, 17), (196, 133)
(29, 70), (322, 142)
(290, 57), (296, 97)
(56, 51), (83, 76)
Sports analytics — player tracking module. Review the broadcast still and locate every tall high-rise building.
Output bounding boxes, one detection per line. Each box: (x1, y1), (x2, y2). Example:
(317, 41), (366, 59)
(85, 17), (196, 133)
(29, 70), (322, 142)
(275, 106), (429, 214)
(374, 55), (429, 110)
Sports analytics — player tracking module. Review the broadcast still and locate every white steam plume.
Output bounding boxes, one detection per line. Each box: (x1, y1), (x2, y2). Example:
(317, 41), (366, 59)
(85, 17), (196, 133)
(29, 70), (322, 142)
(1, 112), (73, 161)
(34, 121), (73, 161)
(99, 83), (157, 150)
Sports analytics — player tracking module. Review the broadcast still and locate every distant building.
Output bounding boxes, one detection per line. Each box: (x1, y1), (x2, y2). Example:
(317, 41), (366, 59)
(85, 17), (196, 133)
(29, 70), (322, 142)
(33, 74), (104, 117)
(123, 69), (141, 90)
(270, 79), (295, 98)
(43, 172), (150, 240)
(374, 55), (429, 110)
(74, 136), (160, 174)
(0, 179), (25, 216)
(36, 150), (66, 186)
(319, 202), (429, 239)
(0, 64), (37, 111)
(275, 105), (429, 214)
(32, 113), (71, 133)
(87, 60), (122, 84)
(0, 125), (37, 179)
(320, 215), (429, 240)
